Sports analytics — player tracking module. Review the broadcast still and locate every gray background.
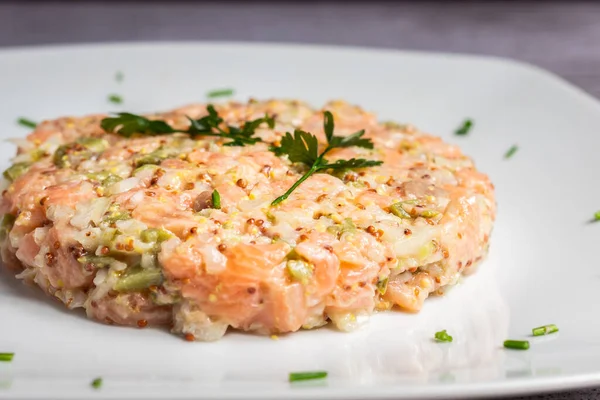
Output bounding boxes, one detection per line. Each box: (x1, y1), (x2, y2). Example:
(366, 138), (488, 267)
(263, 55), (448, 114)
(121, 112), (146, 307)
(1, 1), (599, 399)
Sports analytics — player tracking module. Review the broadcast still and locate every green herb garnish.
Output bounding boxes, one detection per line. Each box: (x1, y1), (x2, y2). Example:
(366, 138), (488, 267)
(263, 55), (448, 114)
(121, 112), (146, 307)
(114, 267), (163, 292)
(376, 277), (388, 295)
(140, 228), (172, 244)
(91, 377), (102, 389)
(532, 324), (558, 336)
(504, 340), (529, 350)
(3, 162), (31, 182)
(270, 111), (382, 205)
(108, 94), (123, 104)
(286, 259), (313, 285)
(289, 371), (327, 382)
(211, 189), (221, 209)
(101, 105), (274, 146)
(504, 145), (518, 159)
(594, 211), (600, 222)
(17, 118), (37, 129)
(0, 214), (16, 241)
(101, 113), (174, 137)
(434, 330), (453, 343)
(115, 71), (124, 82)
(455, 119), (473, 135)
(0, 353), (14, 362)
(207, 88), (234, 98)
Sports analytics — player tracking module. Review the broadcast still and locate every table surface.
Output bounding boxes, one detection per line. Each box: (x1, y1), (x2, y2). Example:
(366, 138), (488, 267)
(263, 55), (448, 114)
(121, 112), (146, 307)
(1, 1), (599, 399)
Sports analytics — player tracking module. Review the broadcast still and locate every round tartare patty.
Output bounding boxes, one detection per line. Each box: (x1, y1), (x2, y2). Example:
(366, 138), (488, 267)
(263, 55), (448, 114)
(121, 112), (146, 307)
(0, 99), (495, 340)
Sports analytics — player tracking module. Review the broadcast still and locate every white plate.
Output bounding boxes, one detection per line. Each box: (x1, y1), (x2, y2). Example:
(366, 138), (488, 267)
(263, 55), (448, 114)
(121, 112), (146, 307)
(0, 42), (599, 400)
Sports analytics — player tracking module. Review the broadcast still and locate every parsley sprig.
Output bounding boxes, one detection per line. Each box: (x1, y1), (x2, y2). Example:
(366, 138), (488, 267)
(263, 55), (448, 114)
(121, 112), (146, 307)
(100, 105), (274, 147)
(270, 111), (382, 205)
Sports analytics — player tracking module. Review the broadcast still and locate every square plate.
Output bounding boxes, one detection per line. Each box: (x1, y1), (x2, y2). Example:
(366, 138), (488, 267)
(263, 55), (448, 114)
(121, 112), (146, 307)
(0, 42), (599, 399)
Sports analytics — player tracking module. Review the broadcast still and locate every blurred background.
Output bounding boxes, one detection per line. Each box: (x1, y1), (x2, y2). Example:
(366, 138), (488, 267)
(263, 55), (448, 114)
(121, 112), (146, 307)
(2, 0), (600, 97)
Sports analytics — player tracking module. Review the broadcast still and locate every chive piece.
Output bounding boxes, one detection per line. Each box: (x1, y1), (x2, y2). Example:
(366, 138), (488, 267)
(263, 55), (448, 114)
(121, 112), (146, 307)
(114, 268), (163, 292)
(211, 190), (221, 209)
(0, 353), (14, 362)
(108, 94), (123, 104)
(504, 340), (530, 350)
(532, 324), (559, 336)
(140, 228), (171, 243)
(115, 71), (124, 82)
(289, 371), (328, 382)
(455, 119), (473, 135)
(434, 330), (453, 343)
(206, 88), (234, 98)
(389, 202), (412, 219)
(17, 118), (37, 129)
(91, 377), (102, 389)
(3, 162), (31, 182)
(420, 209), (440, 218)
(286, 259), (313, 285)
(504, 145), (518, 159)
(376, 276), (388, 295)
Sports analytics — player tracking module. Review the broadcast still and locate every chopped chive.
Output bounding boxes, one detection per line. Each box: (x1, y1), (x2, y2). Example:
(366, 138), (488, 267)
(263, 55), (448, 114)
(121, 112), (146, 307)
(0, 353), (14, 362)
(206, 88), (234, 98)
(17, 118), (37, 129)
(211, 189), (221, 209)
(504, 145), (518, 159)
(289, 371), (328, 382)
(115, 71), (124, 83)
(532, 324), (558, 336)
(108, 94), (123, 104)
(454, 119), (473, 135)
(434, 329), (453, 343)
(91, 377), (102, 389)
(504, 340), (529, 350)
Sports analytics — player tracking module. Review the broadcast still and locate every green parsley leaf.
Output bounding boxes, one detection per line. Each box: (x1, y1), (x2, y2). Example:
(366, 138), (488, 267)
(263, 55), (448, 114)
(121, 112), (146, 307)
(328, 129), (374, 149)
(323, 111), (374, 149)
(101, 113), (175, 137)
(0, 353), (14, 362)
(289, 371), (327, 382)
(91, 377), (102, 389)
(272, 130), (319, 166)
(434, 329), (453, 342)
(186, 105), (225, 134)
(323, 110), (335, 142)
(504, 145), (518, 159)
(17, 117), (37, 129)
(455, 119), (473, 135)
(207, 88), (235, 98)
(101, 105), (273, 147)
(211, 190), (221, 209)
(270, 111), (382, 205)
(108, 94), (123, 104)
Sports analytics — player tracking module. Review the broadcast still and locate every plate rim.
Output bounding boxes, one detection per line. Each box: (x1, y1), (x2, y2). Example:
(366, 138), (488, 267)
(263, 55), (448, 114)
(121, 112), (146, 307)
(0, 40), (598, 106)
(1, 40), (599, 399)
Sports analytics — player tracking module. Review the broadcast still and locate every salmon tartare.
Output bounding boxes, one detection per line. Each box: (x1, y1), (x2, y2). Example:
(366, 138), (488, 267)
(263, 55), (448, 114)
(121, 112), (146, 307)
(0, 99), (495, 340)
